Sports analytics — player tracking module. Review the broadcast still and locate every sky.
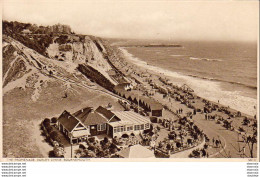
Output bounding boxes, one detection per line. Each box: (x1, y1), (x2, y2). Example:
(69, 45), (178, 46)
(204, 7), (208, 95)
(2, 0), (259, 41)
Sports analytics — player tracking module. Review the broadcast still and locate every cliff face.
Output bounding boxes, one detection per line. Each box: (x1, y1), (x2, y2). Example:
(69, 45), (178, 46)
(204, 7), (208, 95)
(2, 21), (119, 101)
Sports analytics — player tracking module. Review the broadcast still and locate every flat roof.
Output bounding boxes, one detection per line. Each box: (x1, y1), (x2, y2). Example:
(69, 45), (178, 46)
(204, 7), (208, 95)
(108, 111), (150, 127)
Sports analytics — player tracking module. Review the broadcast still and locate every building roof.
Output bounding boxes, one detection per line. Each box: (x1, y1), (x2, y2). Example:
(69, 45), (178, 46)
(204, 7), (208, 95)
(114, 88), (163, 110)
(114, 83), (131, 90)
(118, 144), (155, 158)
(83, 112), (108, 126)
(109, 111), (150, 127)
(73, 107), (93, 122)
(73, 107), (108, 126)
(95, 106), (115, 120)
(144, 99), (164, 110)
(58, 110), (79, 132)
(107, 70), (117, 76)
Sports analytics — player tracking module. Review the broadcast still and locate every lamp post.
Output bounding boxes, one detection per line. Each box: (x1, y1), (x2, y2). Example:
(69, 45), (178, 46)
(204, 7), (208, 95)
(71, 143), (73, 158)
(137, 84), (139, 114)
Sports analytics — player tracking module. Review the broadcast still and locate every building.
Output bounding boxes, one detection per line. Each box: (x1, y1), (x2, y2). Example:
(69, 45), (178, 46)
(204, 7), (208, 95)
(57, 106), (151, 143)
(73, 107), (108, 136)
(118, 144), (155, 158)
(107, 111), (151, 138)
(114, 88), (164, 117)
(114, 83), (133, 91)
(57, 110), (89, 144)
(139, 97), (164, 117)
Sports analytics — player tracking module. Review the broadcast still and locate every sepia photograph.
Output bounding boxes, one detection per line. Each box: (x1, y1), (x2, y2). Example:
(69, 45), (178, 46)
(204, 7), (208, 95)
(1, 0), (259, 160)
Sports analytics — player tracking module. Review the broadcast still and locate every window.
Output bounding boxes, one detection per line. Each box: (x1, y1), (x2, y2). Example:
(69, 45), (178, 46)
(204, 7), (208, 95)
(145, 123), (150, 129)
(140, 124), (144, 130)
(134, 125), (140, 131)
(97, 124), (106, 131)
(127, 126), (133, 131)
(114, 126), (121, 133)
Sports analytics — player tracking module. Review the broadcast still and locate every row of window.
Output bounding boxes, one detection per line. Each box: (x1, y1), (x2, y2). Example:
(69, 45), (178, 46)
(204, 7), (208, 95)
(114, 123), (150, 133)
(97, 124), (106, 131)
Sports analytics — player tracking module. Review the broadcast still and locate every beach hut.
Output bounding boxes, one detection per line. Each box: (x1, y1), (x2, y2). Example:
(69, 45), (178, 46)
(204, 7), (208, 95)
(118, 144), (155, 158)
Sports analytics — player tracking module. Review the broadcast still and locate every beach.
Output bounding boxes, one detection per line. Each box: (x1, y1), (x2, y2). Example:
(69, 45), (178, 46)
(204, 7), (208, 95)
(105, 42), (258, 158)
(118, 41), (257, 117)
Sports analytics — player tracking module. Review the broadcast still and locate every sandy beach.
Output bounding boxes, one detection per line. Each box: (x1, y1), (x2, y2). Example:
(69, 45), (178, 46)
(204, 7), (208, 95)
(105, 45), (257, 158)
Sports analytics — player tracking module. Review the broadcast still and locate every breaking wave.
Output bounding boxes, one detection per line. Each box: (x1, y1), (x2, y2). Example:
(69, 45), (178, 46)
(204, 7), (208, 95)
(190, 57), (222, 62)
(187, 74), (257, 90)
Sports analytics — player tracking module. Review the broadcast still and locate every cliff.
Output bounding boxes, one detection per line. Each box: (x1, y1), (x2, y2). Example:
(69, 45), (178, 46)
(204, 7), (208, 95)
(2, 21), (122, 100)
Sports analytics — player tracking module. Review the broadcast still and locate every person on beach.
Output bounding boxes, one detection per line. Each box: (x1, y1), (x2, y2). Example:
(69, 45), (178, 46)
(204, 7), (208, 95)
(219, 139), (222, 147)
(212, 138), (215, 146)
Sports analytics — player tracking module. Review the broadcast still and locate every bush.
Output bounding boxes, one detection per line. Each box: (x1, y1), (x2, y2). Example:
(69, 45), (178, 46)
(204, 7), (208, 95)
(149, 132), (154, 136)
(48, 150), (55, 158)
(166, 144), (171, 150)
(51, 117), (58, 124)
(103, 137), (109, 144)
(79, 144), (86, 150)
(96, 151), (105, 158)
(109, 147), (117, 154)
(50, 131), (59, 140)
(53, 146), (65, 157)
(168, 134), (175, 140)
(45, 124), (53, 134)
(88, 137), (95, 143)
(176, 142), (181, 148)
(88, 145), (95, 152)
(43, 118), (51, 126)
(54, 35), (68, 45)
(121, 134), (129, 138)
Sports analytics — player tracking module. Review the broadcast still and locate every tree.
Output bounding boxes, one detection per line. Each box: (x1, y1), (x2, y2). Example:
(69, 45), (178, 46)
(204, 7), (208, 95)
(51, 117), (58, 124)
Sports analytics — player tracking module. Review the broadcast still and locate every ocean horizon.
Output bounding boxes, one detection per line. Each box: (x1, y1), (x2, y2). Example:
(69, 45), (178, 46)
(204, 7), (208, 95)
(117, 40), (257, 116)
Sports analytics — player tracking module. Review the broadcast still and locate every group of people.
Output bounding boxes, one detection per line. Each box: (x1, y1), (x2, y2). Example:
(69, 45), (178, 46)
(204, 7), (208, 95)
(212, 137), (222, 148)
(176, 108), (183, 114)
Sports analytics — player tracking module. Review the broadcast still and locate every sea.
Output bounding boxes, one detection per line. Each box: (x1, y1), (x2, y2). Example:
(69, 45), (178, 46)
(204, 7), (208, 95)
(115, 40), (258, 116)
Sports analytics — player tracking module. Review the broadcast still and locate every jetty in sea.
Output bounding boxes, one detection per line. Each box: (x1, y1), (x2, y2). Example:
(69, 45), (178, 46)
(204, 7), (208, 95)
(120, 44), (182, 48)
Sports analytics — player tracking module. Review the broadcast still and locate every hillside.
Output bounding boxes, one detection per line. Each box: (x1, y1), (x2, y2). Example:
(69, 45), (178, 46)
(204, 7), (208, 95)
(2, 21), (124, 99)
(2, 21), (125, 157)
